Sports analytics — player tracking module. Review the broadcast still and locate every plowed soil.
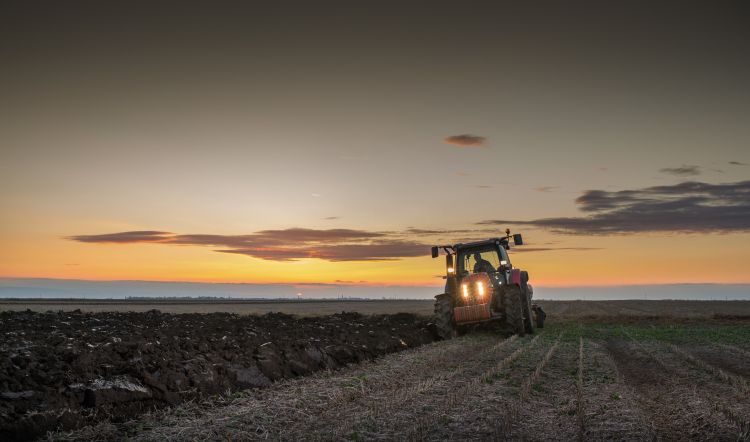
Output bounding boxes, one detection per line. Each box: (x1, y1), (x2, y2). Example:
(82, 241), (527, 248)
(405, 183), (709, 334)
(46, 319), (750, 442)
(0, 309), (434, 441)
(3, 305), (750, 441)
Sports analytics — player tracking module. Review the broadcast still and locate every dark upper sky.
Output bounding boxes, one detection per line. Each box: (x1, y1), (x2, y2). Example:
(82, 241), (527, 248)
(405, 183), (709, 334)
(4, 1), (749, 112)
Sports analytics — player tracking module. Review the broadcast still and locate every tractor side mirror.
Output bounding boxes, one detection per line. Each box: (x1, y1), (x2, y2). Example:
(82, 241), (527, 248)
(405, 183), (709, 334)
(446, 254), (454, 273)
(513, 234), (523, 246)
(431, 246), (439, 258)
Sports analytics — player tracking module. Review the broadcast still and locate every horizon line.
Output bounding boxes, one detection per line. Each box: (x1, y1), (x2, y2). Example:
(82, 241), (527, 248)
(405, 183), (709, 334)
(2, 276), (750, 289)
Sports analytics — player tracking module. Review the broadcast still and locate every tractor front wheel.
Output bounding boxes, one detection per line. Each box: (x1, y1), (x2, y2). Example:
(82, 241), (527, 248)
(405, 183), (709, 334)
(433, 295), (456, 340)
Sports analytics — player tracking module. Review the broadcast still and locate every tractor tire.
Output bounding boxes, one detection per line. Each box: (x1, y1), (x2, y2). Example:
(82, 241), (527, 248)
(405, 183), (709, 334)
(504, 286), (526, 337)
(522, 288), (535, 335)
(433, 295), (456, 340)
(534, 305), (546, 328)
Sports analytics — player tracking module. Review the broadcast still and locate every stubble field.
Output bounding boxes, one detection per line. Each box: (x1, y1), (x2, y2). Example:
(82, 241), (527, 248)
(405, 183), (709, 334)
(1, 299), (749, 441)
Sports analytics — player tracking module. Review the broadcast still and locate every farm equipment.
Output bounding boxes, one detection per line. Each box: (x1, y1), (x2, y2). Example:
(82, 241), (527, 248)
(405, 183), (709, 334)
(431, 230), (545, 339)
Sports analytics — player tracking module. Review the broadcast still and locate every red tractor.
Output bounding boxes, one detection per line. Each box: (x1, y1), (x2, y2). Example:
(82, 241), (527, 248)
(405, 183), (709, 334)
(431, 230), (545, 339)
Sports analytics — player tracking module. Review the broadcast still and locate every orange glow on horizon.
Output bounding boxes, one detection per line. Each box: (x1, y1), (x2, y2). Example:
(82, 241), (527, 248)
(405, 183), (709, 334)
(1, 226), (749, 288)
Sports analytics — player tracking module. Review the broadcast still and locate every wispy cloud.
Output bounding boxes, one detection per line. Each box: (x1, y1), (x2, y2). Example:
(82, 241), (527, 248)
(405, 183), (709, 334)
(480, 180), (750, 235)
(534, 186), (558, 193)
(70, 225), (594, 262)
(70, 231), (172, 243)
(729, 161), (748, 166)
(659, 164), (701, 176)
(443, 134), (486, 147)
(323, 216), (340, 220)
(512, 247), (601, 252)
(69, 228), (425, 262)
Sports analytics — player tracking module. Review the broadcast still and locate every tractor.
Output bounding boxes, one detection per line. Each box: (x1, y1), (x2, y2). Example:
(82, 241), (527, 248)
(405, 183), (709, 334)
(431, 230), (545, 339)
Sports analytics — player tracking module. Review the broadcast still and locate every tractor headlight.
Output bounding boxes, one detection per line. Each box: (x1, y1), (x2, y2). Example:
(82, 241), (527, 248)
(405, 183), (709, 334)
(476, 281), (485, 297)
(462, 284), (469, 298)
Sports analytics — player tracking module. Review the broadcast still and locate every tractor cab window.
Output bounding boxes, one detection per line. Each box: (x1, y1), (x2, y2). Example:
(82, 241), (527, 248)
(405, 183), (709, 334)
(462, 249), (501, 274)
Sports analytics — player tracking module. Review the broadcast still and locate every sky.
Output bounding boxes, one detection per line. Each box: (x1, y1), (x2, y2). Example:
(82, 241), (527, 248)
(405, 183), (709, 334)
(1, 1), (749, 296)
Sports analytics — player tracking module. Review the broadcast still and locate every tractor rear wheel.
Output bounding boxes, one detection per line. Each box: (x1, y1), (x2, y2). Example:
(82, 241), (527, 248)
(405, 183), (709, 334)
(433, 295), (456, 340)
(522, 288), (535, 335)
(504, 286), (526, 337)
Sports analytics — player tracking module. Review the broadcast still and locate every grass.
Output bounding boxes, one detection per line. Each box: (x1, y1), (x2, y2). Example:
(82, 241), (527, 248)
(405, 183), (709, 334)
(542, 321), (750, 345)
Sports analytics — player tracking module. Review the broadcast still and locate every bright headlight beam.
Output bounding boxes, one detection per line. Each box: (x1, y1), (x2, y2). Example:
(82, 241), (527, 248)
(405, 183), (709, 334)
(462, 283), (469, 298)
(477, 281), (484, 297)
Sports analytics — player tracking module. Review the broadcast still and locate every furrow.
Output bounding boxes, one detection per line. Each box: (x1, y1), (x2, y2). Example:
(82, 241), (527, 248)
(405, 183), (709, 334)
(402, 334), (543, 441)
(614, 328), (741, 440)
(669, 344), (750, 395)
(317, 334), (519, 440)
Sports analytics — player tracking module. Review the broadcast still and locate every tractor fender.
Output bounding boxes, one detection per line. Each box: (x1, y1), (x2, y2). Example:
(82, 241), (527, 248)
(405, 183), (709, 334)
(511, 269), (530, 285)
(511, 270), (532, 297)
(510, 269), (523, 285)
(434, 293), (450, 301)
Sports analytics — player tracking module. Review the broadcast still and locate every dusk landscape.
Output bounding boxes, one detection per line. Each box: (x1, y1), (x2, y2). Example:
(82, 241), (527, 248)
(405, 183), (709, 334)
(1, 1), (749, 441)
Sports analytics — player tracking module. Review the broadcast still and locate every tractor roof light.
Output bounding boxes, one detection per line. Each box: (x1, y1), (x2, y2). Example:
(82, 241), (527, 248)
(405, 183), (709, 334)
(448, 267), (455, 274)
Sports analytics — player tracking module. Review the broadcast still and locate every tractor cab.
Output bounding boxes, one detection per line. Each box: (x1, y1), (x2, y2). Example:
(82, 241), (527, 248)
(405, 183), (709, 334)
(460, 246), (506, 275)
(432, 232), (522, 291)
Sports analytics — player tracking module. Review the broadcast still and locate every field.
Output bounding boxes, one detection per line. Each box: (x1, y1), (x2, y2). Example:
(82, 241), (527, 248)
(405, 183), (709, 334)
(3, 298), (750, 317)
(1, 300), (749, 441)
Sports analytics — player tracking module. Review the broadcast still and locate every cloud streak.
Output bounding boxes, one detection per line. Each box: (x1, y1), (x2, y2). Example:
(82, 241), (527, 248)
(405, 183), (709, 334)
(70, 228), (402, 262)
(659, 164), (701, 176)
(69, 226), (593, 262)
(443, 134), (486, 147)
(70, 231), (172, 243)
(534, 186), (558, 193)
(480, 180), (750, 235)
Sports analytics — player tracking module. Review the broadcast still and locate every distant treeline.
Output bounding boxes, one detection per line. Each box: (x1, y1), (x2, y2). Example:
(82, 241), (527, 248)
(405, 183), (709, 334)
(0, 296), (417, 302)
(124, 296), (375, 301)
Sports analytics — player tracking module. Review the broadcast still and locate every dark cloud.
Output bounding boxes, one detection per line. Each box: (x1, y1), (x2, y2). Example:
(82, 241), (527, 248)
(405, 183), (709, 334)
(443, 134), (486, 147)
(480, 180), (750, 235)
(729, 161), (748, 166)
(402, 228), (492, 237)
(68, 231), (171, 243)
(323, 216), (340, 220)
(659, 165), (701, 176)
(210, 241), (428, 262)
(164, 228), (383, 249)
(70, 225), (600, 261)
(69, 228), (425, 262)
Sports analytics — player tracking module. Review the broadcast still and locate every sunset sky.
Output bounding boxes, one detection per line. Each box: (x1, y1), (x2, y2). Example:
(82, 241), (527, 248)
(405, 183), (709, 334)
(1, 1), (749, 294)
